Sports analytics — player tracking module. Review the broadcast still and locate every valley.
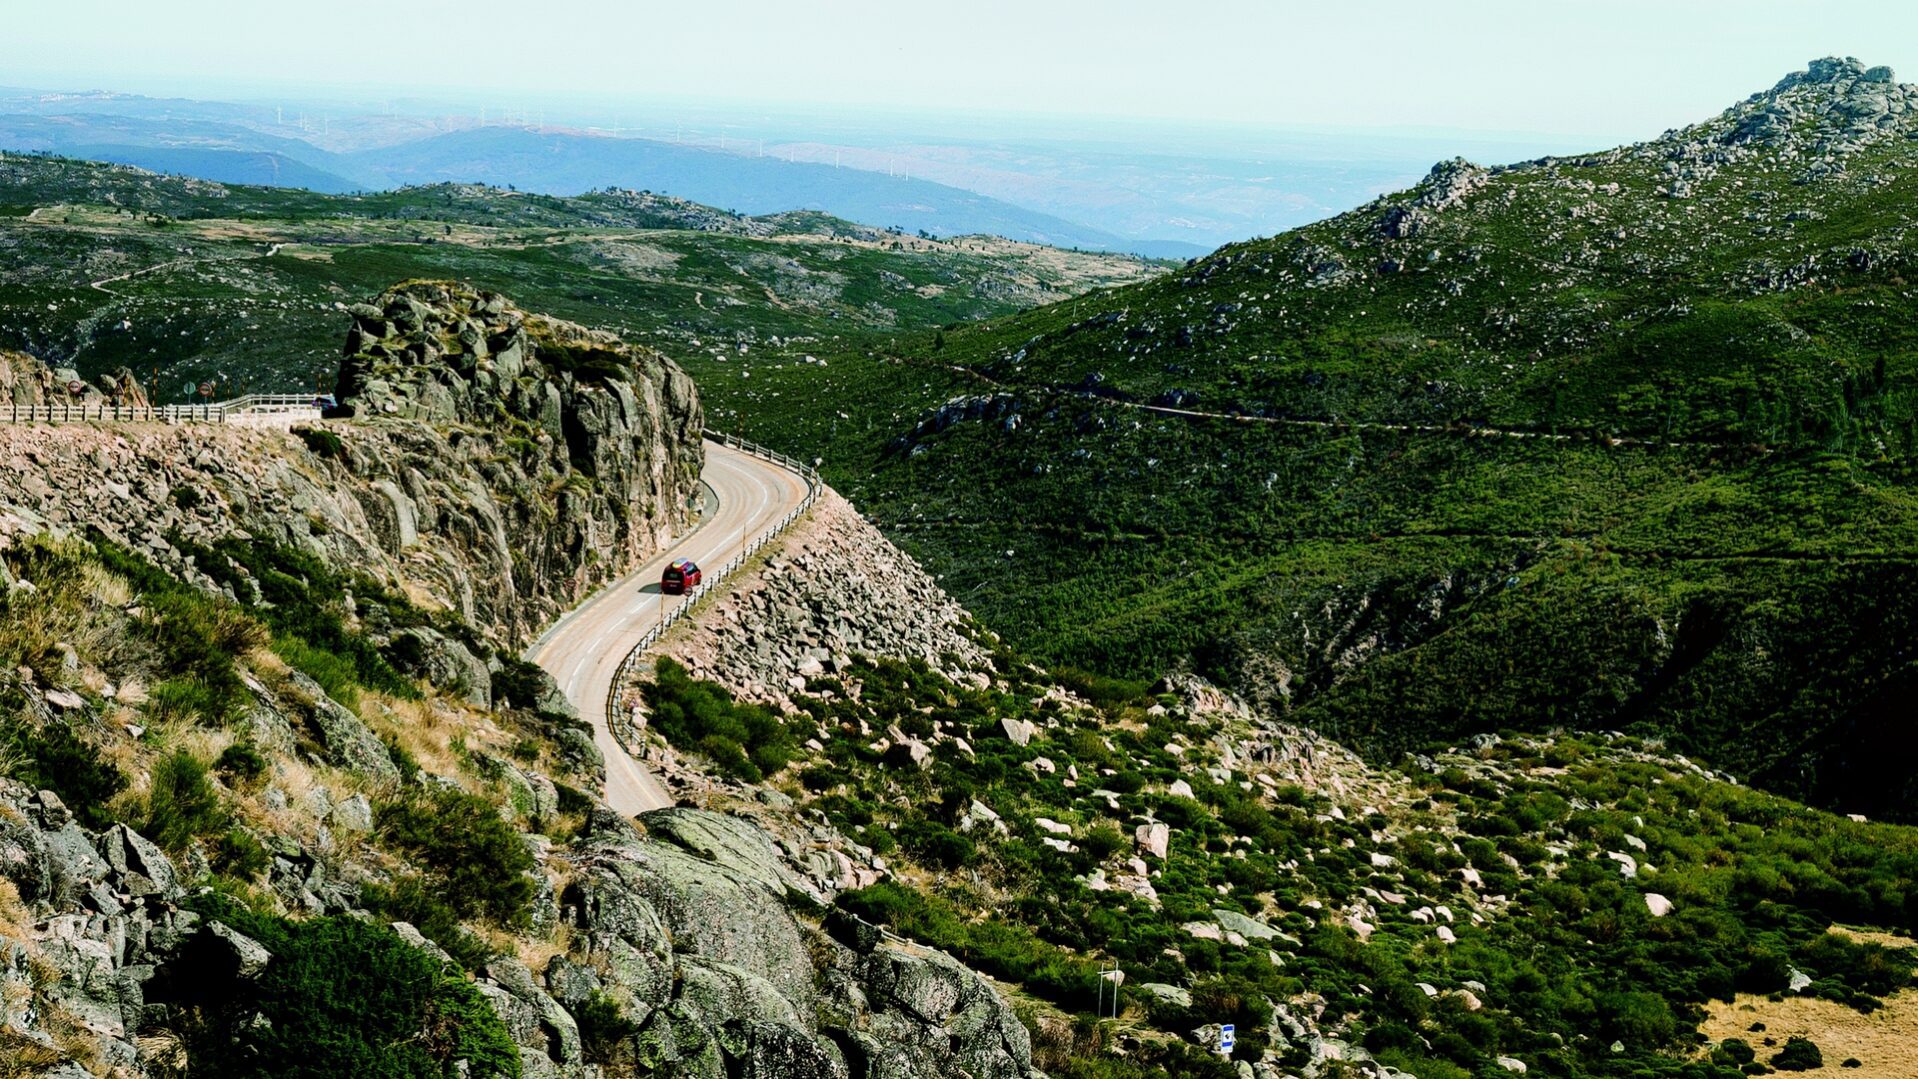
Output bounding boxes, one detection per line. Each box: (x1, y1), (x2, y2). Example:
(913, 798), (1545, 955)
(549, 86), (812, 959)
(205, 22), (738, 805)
(0, 48), (1915, 1079)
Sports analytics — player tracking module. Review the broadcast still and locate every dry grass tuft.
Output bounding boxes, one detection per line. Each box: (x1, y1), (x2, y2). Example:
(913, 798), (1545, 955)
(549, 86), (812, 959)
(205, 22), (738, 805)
(1828, 924), (1918, 951)
(1699, 990), (1918, 1078)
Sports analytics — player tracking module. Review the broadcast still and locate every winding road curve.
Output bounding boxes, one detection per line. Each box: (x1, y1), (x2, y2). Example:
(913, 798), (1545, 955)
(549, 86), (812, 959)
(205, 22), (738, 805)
(527, 440), (812, 814)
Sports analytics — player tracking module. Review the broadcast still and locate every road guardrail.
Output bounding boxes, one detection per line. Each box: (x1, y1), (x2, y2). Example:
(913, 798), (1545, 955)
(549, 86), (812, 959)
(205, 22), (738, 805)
(603, 432), (821, 745)
(0, 393), (323, 425)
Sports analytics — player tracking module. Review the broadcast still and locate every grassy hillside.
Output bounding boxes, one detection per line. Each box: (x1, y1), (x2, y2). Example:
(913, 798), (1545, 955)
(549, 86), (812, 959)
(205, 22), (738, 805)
(693, 58), (1918, 821)
(0, 152), (1160, 398)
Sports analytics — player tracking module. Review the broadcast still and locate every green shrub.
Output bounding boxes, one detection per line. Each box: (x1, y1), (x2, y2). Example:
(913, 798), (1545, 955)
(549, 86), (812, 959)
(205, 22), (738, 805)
(642, 657), (796, 782)
(1, 718), (128, 829)
(184, 537), (419, 702)
(144, 677), (235, 727)
(375, 787), (535, 927)
(554, 781), (593, 817)
(897, 818), (975, 869)
(491, 657), (558, 714)
(839, 882), (1105, 1011)
(294, 425), (345, 460)
(211, 828), (269, 879)
(360, 874), (496, 970)
(1048, 666), (1148, 711)
(273, 635), (363, 711)
(163, 897), (520, 1078)
(135, 590), (263, 723)
(143, 750), (228, 853)
(1772, 1036), (1823, 1071)
(1080, 824), (1125, 863)
(383, 734), (422, 783)
(574, 992), (640, 1064)
(537, 339), (632, 386)
(1715, 1039), (1756, 1065)
(215, 742), (269, 787)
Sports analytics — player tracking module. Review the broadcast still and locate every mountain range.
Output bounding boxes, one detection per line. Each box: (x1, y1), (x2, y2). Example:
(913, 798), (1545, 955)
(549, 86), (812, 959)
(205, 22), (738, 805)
(712, 55), (1918, 823)
(2, 55), (1917, 1079)
(0, 99), (1207, 256)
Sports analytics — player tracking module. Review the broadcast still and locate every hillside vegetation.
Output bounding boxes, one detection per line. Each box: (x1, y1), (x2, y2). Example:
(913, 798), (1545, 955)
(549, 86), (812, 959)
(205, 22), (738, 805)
(633, 610), (1918, 1079)
(0, 152), (1158, 400)
(697, 57), (1918, 822)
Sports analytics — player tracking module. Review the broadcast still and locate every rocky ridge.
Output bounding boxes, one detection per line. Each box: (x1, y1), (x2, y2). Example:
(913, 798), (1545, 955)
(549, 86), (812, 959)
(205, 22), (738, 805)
(2, 351), (146, 409)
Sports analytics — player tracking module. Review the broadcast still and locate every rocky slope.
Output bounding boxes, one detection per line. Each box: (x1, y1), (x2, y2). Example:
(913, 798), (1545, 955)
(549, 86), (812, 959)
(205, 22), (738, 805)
(657, 489), (995, 709)
(0, 290), (1048, 1078)
(0, 765), (1039, 1079)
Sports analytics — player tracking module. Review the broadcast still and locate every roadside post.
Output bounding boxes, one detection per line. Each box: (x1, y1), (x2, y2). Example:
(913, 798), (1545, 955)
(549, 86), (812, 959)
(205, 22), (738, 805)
(1096, 966), (1124, 1020)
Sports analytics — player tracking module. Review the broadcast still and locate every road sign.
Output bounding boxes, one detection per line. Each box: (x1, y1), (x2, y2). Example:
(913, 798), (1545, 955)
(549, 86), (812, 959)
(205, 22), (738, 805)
(1219, 1023), (1235, 1053)
(197, 381), (214, 398)
(65, 379), (85, 396)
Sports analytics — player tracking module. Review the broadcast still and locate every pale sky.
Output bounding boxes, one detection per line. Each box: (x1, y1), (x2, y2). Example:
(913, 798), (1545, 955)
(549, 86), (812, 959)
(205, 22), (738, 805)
(6, 1), (1915, 141)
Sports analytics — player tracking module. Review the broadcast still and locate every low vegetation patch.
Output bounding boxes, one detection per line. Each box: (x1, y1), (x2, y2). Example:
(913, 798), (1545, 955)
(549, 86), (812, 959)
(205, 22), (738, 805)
(641, 656), (799, 782)
(375, 788), (536, 912)
(157, 896), (521, 1078)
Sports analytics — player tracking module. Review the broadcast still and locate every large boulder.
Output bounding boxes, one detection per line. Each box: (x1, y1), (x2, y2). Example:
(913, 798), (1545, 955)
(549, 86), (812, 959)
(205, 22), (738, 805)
(97, 824), (179, 900)
(564, 810), (1042, 1079)
(284, 670), (399, 782)
(391, 625), (492, 708)
(640, 808), (828, 905)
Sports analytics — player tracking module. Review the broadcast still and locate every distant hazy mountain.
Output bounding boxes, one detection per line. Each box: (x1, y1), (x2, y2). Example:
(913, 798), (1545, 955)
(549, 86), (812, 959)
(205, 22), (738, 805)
(0, 112), (364, 193)
(61, 145), (362, 193)
(340, 126), (1203, 257)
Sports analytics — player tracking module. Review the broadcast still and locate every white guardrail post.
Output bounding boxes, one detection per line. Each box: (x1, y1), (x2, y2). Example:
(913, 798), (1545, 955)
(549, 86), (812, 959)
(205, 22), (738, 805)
(602, 432), (821, 745)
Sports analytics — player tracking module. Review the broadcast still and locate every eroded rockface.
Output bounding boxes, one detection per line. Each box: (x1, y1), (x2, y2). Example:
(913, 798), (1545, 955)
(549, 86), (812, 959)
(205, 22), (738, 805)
(0, 283), (703, 650)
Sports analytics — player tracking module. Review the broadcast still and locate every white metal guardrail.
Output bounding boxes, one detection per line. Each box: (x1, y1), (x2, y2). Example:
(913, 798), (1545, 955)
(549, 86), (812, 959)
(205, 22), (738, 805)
(0, 393), (324, 425)
(603, 431), (821, 735)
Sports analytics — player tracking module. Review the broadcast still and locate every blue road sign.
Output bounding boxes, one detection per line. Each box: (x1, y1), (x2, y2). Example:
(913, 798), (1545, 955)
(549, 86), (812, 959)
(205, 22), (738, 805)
(1220, 1023), (1235, 1052)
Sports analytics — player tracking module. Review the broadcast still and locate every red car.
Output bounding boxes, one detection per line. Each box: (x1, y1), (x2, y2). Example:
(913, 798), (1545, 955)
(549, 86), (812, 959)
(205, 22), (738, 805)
(661, 558), (702, 595)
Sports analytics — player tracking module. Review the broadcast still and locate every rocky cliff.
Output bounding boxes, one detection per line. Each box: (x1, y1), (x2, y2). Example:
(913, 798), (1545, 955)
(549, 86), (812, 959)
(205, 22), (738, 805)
(1, 282), (702, 651)
(331, 281), (705, 643)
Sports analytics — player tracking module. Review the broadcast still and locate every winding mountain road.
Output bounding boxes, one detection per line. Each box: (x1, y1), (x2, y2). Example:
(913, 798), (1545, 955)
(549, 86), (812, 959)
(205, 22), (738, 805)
(527, 440), (812, 815)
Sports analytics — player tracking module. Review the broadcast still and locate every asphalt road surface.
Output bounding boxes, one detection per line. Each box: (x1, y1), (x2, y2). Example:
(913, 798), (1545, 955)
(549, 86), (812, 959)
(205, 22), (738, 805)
(527, 440), (811, 814)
